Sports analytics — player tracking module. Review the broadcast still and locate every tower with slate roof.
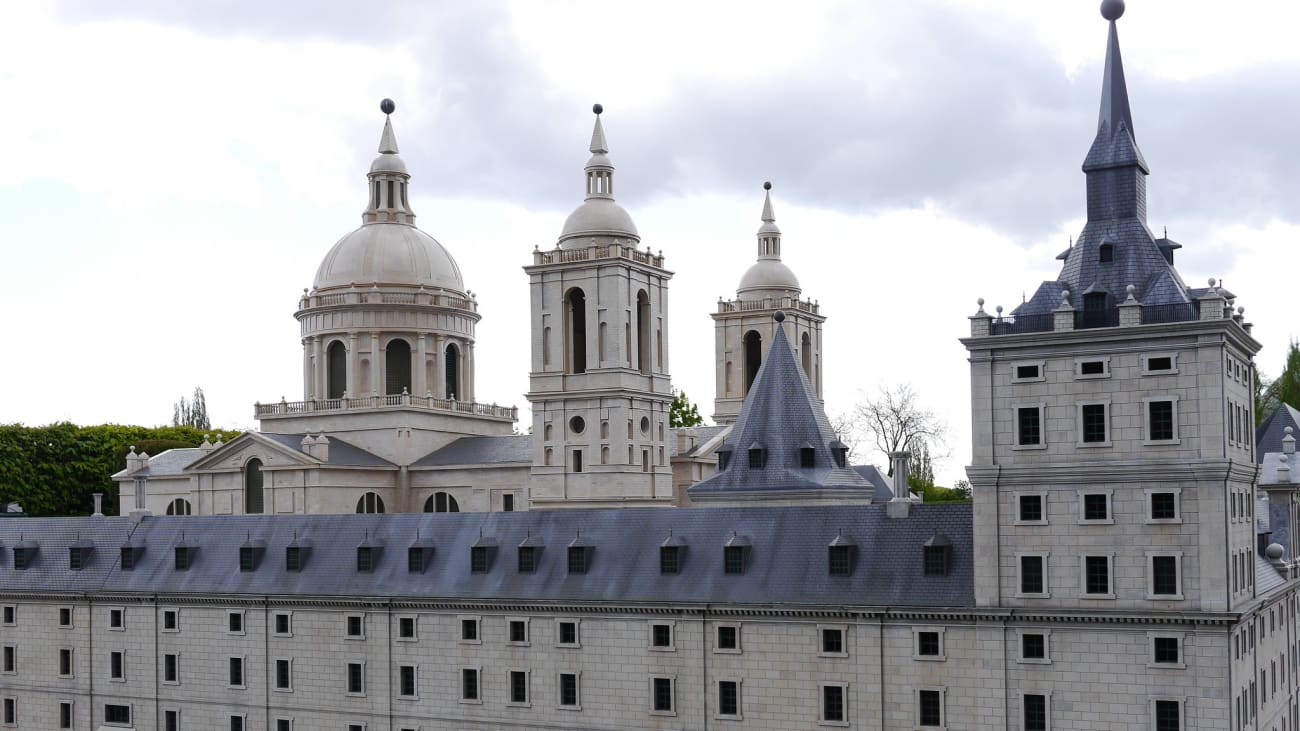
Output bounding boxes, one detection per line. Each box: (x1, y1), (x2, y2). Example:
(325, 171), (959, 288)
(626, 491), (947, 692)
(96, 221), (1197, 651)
(523, 105), (674, 508)
(712, 183), (825, 425)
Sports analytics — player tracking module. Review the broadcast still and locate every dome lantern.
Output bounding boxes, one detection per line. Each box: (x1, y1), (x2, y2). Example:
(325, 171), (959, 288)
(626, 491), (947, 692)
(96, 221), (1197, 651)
(558, 104), (640, 249)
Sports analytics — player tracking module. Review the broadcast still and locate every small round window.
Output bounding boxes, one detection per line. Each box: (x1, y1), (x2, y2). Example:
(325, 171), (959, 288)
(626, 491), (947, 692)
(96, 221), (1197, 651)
(569, 416), (586, 434)
(640, 416), (650, 434)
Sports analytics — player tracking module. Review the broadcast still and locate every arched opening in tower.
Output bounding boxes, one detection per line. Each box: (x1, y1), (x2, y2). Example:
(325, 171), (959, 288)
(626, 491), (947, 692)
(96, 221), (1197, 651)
(326, 341), (347, 399)
(637, 290), (650, 375)
(566, 288), (587, 374)
(445, 342), (461, 400)
(385, 339), (412, 395)
(743, 330), (762, 395)
(244, 458), (264, 514)
(801, 332), (813, 381)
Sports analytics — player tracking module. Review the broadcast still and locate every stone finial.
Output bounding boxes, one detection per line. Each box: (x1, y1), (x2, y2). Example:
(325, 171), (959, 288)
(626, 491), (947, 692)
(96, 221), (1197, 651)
(976, 298), (985, 313)
(1279, 454), (1291, 484)
(300, 434), (314, 456)
(1061, 289), (1071, 306)
(995, 305), (1004, 317)
(1125, 284), (1137, 302)
(1284, 426), (1295, 455)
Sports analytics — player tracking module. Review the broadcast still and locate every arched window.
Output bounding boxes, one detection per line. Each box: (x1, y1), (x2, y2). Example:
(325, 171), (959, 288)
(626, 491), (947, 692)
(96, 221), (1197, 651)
(356, 492), (385, 514)
(423, 492), (460, 513)
(327, 341), (347, 399)
(385, 339), (412, 395)
(743, 330), (762, 394)
(801, 332), (813, 379)
(636, 290), (650, 374)
(445, 342), (460, 399)
(244, 459), (264, 514)
(566, 288), (587, 374)
(165, 498), (192, 516)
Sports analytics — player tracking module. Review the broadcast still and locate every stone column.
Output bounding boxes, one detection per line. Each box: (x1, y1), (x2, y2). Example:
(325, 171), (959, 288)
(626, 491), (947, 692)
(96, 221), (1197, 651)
(433, 334), (446, 399)
(302, 339), (312, 400)
(466, 342), (475, 402)
(310, 336), (322, 400)
(370, 331), (381, 397)
(348, 333), (360, 397)
(414, 334), (428, 397)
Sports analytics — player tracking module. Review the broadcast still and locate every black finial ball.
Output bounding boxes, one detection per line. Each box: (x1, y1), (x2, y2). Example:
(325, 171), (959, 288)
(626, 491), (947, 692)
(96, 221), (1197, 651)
(763, 181), (772, 191)
(774, 310), (786, 323)
(380, 98), (396, 115)
(1100, 0), (1124, 21)
(592, 103), (603, 115)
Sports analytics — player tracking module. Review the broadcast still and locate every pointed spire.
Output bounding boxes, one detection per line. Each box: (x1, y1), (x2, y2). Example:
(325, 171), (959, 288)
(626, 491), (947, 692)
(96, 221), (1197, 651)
(583, 103), (615, 201)
(364, 98), (414, 225)
(756, 181), (782, 260)
(761, 181), (776, 224)
(1098, 1), (1134, 140)
(589, 103), (608, 154)
(378, 117), (399, 154)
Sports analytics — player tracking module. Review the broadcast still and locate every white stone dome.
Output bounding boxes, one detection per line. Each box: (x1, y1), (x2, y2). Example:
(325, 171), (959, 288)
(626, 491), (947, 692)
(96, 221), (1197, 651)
(313, 222), (465, 292)
(559, 198), (639, 248)
(369, 153), (408, 175)
(738, 258), (800, 296)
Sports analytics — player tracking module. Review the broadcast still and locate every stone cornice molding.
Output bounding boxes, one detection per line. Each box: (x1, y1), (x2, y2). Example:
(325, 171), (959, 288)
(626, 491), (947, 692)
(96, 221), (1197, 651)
(967, 459), (1254, 485)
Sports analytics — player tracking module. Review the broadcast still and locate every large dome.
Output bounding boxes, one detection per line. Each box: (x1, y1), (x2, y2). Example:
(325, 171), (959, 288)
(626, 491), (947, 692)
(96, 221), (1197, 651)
(559, 198), (639, 248)
(738, 258), (800, 296)
(313, 222), (465, 292)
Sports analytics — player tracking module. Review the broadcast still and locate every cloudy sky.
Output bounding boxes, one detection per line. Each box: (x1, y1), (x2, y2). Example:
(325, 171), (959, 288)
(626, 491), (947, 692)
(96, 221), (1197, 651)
(2, 0), (1298, 484)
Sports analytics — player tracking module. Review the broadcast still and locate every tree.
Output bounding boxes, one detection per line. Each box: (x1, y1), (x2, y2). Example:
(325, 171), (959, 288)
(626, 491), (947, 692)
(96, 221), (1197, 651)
(847, 383), (947, 476)
(908, 442), (936, 487)
(1261, 340), (1300, 423)
(172, 387), (211, 430)
(669, 389), (704, 428)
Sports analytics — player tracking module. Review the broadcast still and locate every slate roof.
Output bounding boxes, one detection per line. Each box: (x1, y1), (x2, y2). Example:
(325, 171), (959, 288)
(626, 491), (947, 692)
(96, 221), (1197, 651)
(1257, 552), (1287, 595)
(0, 505), (974, 608)
(112, 448), (203, 479)
(260, 433), (395, 467)
(413, 434), (532, 467)
(672, 425), (729, 458)
(853, 465), (897, 501)
(1257, 405), (1300, 462)
(689, 320), (871, 496)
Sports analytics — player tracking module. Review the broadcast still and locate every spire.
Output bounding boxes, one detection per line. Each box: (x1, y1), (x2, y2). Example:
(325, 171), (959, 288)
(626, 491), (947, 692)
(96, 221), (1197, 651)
(757, 181), (782, 259)
(364, 98), (414, 225)
(584, 103), (614, 201)
(1083, 1), (1148, 176)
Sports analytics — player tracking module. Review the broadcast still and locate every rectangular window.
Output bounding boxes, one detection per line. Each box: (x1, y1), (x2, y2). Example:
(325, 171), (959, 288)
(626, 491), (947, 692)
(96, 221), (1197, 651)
(174, 547), (192, 570)
(106, 650), (124, 680)
(557, 620), (578, 647)
(1152, 555), (1180, 597)
(3, 698), (12, 725)
(1017, 407), (1042, 446)
(229, 657), (244, 687)
(828, 545), (852, 575)
(822, 627), (844, 655)
(1082, 493), (1109, 522)
(356, 547), (374, 573)
(230, 716), (244, 731)
(109, 608), (123, 629)
(163, 609), (178, 631)
(120, 546), (136, 570)
(1150, 492), (1178, 521)
(822, 684), (846, 723)
(1024, 693), (1048, 731)
(1153, 636), (1180, 664)
(399, 665), (416, 698)
(1021, 633), (1046, 661)
(1079, 360), (1106, 376)
(718, 680), (740, 717)
(461, 618), (479, 642)
(398, 616), (416, 640)
(573, 449), (583, 472)
(651, 623), (673, 649)
(1081, 403), (1108, 443)
(509, 619), (528, 644)
(559, 672), (580, 708)
(1149, 400), (1175, 441)
(518, 546), (538, 573)
(653, 676), (674, 713)
(1018, 494), (1044, 523)
(1084, 556), (1111, 596)
(1147, 356), (1174, 372)
(723, 546), (745, 575)
(918, 689), (943, 726)
(660, 546), (680, 574)
(916, 631), (942, 658)
(60, 648), (73, 677)
(716, 625), (739, 651)
(274, 612), (291, 636)
(104, 704), (131, 724)
(228, 611), (244, 634)
(503, 494), (515, 512)
(285, 546), (302, 572)
(1154, 699), (1181, 731)
(1020, 555), (1046, 595)
(510, 670), (528, 704)
(1, 607), (12, 626)
(567, 546), (587, 574)
(0, 647), (12, 674)
(1015, 364), (1041, 379)
(461, 668), (479, 702)
(272, 659), (290, 690)
(923, 545), (948, 576)
(470, 546), (489, 573)
(59, 607), (73, 628)
(61, 702), (73, 729)
(346, 662), (363, 694)
(239, 547), (255, 571)
(346, 615), (364, 639)
(407, 547), (425, 574)
(163, 653), (177, 683)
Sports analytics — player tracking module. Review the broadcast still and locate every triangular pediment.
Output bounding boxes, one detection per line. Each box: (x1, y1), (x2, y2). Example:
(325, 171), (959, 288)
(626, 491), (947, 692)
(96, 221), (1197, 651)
(184, 432), (318, 473)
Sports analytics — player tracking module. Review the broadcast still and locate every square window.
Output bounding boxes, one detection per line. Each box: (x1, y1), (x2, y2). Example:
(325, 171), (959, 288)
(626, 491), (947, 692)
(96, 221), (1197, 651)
(557, 620), (579, 647)
(461, 618), (479, 643)
(1084, 556), (1111, 596)
(1017, 407), (1042, 446)
(510, 670), (529, 705)
(274, 612), (292, 636)
(398, 616), (416, 640)
(1018, 494), (1044, 524)
(59, 607), (73, 628)
(651, 623), (673, 649)
(559, 672), (580, 708)
(227, 611), (244, 634)
(918, 689), (943, 727)
(1019, 555), (1046, 596)
(1149, 400), (1176, 441)
(346, 662), (364, 695)
(275, 659), (291, 690)
(822, 684), (846, 723)
(723, 546), (745, 575)
(104, 704), (131, 725)
(163, 609), (178, 632)
(915, 630), (943, 659)
(1023, 693), (1048, 731)
(346, 615), (364, 639)
(1081, 404), (1108, 443)
(1021, 633), (1047, 661)
(1149, 492), (1179, 521)
(660, 546), (681, 574)
(718, 680), (740, 718)
(1082, 493), (1109, 522)
(1154, 699), (1181, 731)
(821, 627), (844, 655)
(1153, 636), (1180, 664)
(653, 676), (675, 713)
(399, 665), (417, 698)
(508, 619), (528, 645)
(716, 624), (739, 652)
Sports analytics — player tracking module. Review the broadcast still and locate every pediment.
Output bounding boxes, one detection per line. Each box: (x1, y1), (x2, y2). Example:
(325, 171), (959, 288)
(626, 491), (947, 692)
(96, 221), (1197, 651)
(185, 432), (318, 473)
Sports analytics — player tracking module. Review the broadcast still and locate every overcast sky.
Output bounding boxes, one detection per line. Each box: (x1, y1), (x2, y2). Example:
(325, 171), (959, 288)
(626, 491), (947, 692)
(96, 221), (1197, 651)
(2, 0), (1298, 484)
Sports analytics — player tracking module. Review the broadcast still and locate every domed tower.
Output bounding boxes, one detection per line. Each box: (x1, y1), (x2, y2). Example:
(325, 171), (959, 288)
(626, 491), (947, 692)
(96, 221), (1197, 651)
(712, 183), (825, 424)
(256, 100), (516, 464)
(524, 105), (674, 509)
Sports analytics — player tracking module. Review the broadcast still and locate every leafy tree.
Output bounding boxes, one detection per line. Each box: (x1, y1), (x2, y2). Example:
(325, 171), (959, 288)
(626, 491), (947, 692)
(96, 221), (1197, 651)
(1261, 340), (1300, 424)
(908, 475), (971, 503)
(1257, 366), (1275, 426)
(908, 442), (936, 487)
(844, 384), (948, 476)
(669, 389), (704, 428)
(172, 387), (211, 430)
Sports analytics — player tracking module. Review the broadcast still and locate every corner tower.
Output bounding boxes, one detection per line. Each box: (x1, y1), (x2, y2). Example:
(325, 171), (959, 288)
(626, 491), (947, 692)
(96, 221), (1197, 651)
(712, 183), (825, 424)
(524, 105), (674, 508)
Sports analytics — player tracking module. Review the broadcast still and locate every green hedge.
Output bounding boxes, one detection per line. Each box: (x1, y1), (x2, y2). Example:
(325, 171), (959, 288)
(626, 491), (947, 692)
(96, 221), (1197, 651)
(0, 423), (242, 517)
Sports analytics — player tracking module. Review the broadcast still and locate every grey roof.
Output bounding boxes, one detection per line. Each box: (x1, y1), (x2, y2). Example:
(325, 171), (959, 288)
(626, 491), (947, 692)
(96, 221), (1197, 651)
(0, 505), (974, 609)
(689, 322), (872, 496)
(671, 425), (729, 458)
(1257, 405), (1300, 462)
(853, 465), (896, 501)
(1015, 15), (1194, 318)
(260, 433), (395, 467)
(1259, 453), (1297, 486)
(1257, 551), (1287, 595)
(412, 434), (532, 467)
(111, 447), (203, 479)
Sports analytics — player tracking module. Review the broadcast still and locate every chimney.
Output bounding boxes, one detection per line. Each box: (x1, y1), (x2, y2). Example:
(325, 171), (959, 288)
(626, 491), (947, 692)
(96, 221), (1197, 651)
(888, 451), (911, 500)
(125, 446), (146, 474)
(92, 493), (103, 517)
(300, 434), (315, 458)
(314, 434), (330, 462)
(676, 430), (695, 455)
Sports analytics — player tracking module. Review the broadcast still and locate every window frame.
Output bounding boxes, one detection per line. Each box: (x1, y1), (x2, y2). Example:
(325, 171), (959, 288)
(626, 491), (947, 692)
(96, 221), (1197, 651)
(459, 666), (482, 705)
(1016, 552), (1050, 599)
(108, 650), (125, 682)
(227, 609), (246, 636)
(555, 618), (581, 648)
(1010, 360), (1046, 384)
(1147, 552), (1185, 600)
(397, 663), (419, 700)
(507, 668), (531, 708)
(1074, 356), (1112, 380)
(714, 622), (742, 654)
(1150, 698), (1184, 731)
(345, 613), (365, 640)
(273, 657), (293, 692)
(1020, 691), (1051, 731)
(650, 674), (677, 716)
(1148, 632), (1186, 669)
(1014, 492), (1049, 526)
(507, 617), (530, 646)
(103, 703), (132, 727)
(649, 620), (676, 652)
(1145, 489), (1182, 524)
(58, 647), (75, 679)
(459, 615), (482, 645)
(915, 686), (946, 729)
(557, 670), (582, 711)
(161, 608), (179, 633)
(1142, 353), (1179, 376)
(395, 614), (417, 642)
(272, 611), (293, 637)
(913, 627), (946, 661)
(107, 607), (125, 631)
(228, 655), (246, 689)
(1013, 403), (1048, 450)
(819, 681), (850, 727)
(345, 660), (366, 697)
(818, 623), (848, 658)
(715, 678), (743, 721)
(1076, 490), (1114, 525)
(161, 651), (179, 685)
(1143, 397), (1180, 445)
(1077, 400), (1112, 447)
(58, 606), (74, 629)
(1080, 554), (1116, 599)
(1016, 629), (1051, 665)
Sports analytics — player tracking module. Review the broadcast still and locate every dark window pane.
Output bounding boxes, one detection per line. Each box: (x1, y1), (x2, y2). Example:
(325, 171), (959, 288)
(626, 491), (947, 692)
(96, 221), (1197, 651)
(800, 447), (815, 468)
(823, 685), (844, 721)
(1155, 700), (1181, 731)
(461, 619), (477, 641)
(559, 622), (577, 645)
(829, 545), (852, 575)
(719, 680), (739, 715)
(654, 677), (673, 712)
(567, 546), (587, 574)
(1151, 492), (1177, 520)
(509, 620), (526, 643)
(560, 673), (579, 706)
(347, 616), (363, 637)
(1150, 400), (1175, 440)
(717, 626), (737, 650)
(919, 689), (942, 726)
(471, 547), (489, 573)
(229, 657), (243, 686)
(347, 663), (362, 693)
(1080, 360), (1106, 375)
(1016, 364), (1040, 379)
(1017, 408), (1041, 445)
(1085, 556), (1110, 594)
(822, 628), (843, 654)
(1082, 404), (1107, 442)
(1152, 556), (1179, 595)
(748, 448), (764, 469)
(1024, 693), (1047, 731)
(1022, 633), (1045, 659)
(1148, 356), (1172, 371)
(518, 547), (537, 573)
(276, 659), (290, 689)
(723, 546), (745, 575)
(510, 671), (527, 703)
(660, 546), (680, 575)
(917, 631), (940, 656)
(285, 547), (301, 572)
(923, 546), (948, 576)
(1154, 637), (1180, 664)
(1083, 494), (1108, 521)
(1019, 495), (1042, 522)
(399, 617), (415, 639)
(1020, 556), (1044, 594)
(652, 624), (671, 647)
(400, 665), (415, 696)
(462, 668), (478, 700)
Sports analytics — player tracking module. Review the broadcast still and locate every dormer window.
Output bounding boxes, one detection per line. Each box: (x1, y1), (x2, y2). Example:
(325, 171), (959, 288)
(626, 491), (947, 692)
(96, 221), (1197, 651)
(471, 546), (489, 573)
(239, 541), (265, 572)
(828, 535), (856, 576)
(12, 542), (36, 570)
(747, 445), (766, 469)
(923, 535), (953, 576)
(830, 440), (849, 469)
(660, 546), (681, 574)
(69, 542), (92, 571)
(1099, 243), (1114, 263)
(518, 546), (539, 573)
(174, 545), (195, 571)
(567, 537), (591, 574)
(356, 545), (379, 573)
(717, 449), (732, 471)
(120, 546), (141, 571)
(799, 445), (816, 468)
(723, 534), (750, 576)
(285, 543), (308, 572)
(408, 545), (432, 574)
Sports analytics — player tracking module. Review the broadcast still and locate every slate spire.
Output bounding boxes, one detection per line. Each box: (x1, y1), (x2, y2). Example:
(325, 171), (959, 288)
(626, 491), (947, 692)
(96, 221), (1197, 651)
(1082, 0), (1148, 224)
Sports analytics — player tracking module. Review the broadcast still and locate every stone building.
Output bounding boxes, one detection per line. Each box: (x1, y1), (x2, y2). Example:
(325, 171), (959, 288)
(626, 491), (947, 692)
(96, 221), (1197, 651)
(5, 3), (1296, 730)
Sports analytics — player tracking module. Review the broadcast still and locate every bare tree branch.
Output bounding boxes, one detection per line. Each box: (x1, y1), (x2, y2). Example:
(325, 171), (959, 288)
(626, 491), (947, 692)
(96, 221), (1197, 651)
(844, 384), (948, 475)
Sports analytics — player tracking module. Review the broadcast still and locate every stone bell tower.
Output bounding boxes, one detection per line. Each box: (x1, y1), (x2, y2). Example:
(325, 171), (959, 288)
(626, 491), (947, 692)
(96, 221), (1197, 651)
(523, 105), (674, 508)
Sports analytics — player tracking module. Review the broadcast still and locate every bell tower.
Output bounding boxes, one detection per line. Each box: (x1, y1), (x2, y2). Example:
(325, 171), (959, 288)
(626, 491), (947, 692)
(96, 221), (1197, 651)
(524, 105), (674, 508)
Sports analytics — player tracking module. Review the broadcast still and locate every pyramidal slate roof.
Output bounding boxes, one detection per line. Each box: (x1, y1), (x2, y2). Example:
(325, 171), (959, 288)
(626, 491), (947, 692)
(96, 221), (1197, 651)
(1017, 9), (1192, 317)
(259, 433), (395, 467)
(0, 506), (973, 608)
(689, 316), (871, 496)
(1257, 404), (1300, 462)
